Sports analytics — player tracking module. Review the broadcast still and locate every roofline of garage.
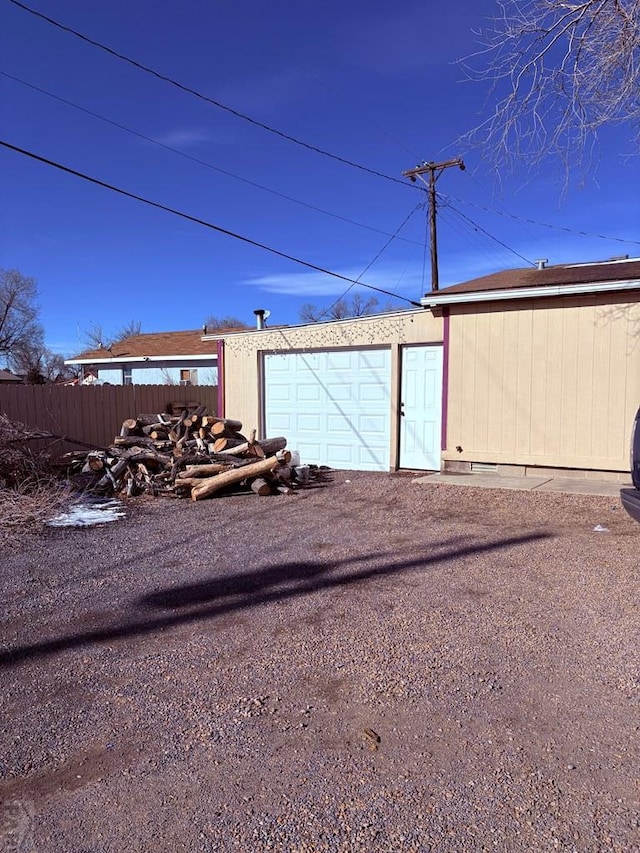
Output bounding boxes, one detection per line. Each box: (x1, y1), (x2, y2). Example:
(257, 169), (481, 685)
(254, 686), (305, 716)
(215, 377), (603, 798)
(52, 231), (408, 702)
(200, 307), (427, 341)
(420, 279), (640, 308)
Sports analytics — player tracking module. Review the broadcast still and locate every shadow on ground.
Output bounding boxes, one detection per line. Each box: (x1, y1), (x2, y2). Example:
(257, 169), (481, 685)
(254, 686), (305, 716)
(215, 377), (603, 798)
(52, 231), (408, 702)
(0, 531), (551, 666)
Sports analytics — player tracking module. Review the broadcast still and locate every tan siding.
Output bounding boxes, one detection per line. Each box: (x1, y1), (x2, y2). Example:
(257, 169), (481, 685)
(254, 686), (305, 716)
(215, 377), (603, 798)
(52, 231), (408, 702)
(515, 307), (533, 456)
(472, 310), (490, 451)
(220, 310), (442, 439)
(529, 305), (549, 457)
(444, 294), (640, 472)
(487, 309), (504, 453)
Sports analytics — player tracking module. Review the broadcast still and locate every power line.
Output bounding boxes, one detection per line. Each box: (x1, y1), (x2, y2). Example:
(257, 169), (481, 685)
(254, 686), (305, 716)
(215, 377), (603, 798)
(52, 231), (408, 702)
(8, 0), (412, 188)
(443, 190), (640, 247)
(438, 196), (536, 267)
(437, 206), (512, 268)
(0, 139), (423, 307)
(313, 202), (425, 321)
(1, 70), (423, 247)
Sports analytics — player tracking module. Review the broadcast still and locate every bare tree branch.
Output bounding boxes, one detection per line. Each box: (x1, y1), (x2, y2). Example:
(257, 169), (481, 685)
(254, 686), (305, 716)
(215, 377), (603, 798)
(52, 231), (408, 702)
(0, 268), (43, 357)
(84, 319), (143, 350)
(203, 315), (249, 331)
(460, 0), (640, 174)
(299, 294), (383, 323)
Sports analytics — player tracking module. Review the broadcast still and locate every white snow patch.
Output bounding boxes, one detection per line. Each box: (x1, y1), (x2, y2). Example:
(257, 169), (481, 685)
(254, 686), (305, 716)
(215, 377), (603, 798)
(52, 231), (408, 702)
(48, 497), (126, 528)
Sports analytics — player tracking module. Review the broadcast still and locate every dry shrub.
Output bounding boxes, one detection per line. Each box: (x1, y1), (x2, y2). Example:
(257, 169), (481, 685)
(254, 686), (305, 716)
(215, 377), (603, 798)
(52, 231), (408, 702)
(0, 413), (71, 545)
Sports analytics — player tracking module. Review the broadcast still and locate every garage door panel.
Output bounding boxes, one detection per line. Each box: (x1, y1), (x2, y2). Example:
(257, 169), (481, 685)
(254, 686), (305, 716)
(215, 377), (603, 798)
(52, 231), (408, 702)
(357, 442), (388, 468)
(297, 413), (323, 431)
(325, 382), (352, 402)
(358, 382), (388, 403)
(264, 349), (391, 471)
(268, 384), (292, 402)
(326, 352), (352, 371)
(327, 413), (354, 433)
(358, 414), (387, 434)
(296, 383), (322, 403)
(298, 440), (323, 456)
(267, 413), (292, 431)
(358, 349), (388, 369)
(326, 443), (357, 464)
(266, 355), (290, 371)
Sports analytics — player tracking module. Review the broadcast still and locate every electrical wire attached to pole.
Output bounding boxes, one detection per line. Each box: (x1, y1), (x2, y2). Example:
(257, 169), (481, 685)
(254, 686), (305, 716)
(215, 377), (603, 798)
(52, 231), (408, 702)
(0, 139), (424, 307)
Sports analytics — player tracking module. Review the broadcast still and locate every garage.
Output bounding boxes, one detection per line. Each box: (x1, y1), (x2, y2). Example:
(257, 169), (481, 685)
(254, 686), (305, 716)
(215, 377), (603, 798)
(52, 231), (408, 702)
(263, 348), (391, 471)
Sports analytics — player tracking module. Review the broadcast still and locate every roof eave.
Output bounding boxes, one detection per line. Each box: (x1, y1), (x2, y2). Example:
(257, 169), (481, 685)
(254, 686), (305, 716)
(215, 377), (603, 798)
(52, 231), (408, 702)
(201, 307), (426, 340)
(65, 353), (217, 365)
(421, 279), (640, 308)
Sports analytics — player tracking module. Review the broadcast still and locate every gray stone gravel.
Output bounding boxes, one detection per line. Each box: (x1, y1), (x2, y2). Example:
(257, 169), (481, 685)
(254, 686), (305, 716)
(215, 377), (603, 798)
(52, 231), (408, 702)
(1, 471), (639, 852)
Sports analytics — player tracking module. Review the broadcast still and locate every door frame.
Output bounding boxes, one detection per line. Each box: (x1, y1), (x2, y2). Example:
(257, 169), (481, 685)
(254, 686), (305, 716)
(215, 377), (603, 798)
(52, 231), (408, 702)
(397, 343), (444, 471)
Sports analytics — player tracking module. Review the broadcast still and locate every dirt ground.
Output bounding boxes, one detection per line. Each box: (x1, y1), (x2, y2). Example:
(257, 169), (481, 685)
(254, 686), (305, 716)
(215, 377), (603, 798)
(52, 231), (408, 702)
(1, 472), (639, 852)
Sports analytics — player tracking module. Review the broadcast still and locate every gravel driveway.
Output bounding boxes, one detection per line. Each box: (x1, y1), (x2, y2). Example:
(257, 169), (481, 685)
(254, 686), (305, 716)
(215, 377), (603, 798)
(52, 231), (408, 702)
(1, 472), (638, 852)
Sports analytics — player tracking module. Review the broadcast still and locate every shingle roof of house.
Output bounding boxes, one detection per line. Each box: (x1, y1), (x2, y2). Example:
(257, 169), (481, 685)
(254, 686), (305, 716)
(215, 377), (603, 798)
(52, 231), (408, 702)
(431, 258), (640, 296)
(67, 329), (241, 362)
(0, 368), (22, 382)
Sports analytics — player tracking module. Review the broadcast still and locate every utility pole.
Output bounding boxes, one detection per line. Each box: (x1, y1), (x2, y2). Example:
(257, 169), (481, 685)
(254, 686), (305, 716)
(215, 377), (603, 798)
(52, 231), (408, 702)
(402, 158), (465, 292)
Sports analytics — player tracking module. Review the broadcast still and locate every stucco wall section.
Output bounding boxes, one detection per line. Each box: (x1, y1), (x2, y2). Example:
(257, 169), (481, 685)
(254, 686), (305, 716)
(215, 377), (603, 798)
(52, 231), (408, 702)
(220, 310), (442, 436)
(444, 294), (640, 472)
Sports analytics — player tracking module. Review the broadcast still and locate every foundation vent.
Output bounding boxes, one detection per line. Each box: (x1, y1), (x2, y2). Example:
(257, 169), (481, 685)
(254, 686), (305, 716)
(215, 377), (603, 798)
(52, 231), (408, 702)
(471, 462), (498, 474)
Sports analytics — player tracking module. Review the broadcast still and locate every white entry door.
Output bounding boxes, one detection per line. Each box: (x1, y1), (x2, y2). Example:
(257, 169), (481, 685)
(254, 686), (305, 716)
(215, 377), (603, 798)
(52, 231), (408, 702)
(263, 348), (391, 471)
(399, 344), (443, 470)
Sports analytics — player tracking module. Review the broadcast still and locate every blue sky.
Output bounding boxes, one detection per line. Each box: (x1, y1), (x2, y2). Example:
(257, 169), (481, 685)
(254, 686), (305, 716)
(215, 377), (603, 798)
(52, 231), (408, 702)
(1, 0), (639, 358)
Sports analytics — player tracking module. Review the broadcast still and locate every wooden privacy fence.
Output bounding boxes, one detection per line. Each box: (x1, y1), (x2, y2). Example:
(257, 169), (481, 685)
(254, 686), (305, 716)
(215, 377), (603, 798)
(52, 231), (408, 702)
(0, 384), (218, 457)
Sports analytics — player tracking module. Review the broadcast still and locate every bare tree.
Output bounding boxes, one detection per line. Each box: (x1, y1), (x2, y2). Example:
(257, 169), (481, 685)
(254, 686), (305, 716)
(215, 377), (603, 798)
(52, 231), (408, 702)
(9, 341), (75, 384)
(114, 319), (142, 341)
(0, 269), (43, 358)
(84, 319), (142, 350)
(299, 293), (397, 323)
(203, 315), (249, 332)
(461, 0), (640, 172)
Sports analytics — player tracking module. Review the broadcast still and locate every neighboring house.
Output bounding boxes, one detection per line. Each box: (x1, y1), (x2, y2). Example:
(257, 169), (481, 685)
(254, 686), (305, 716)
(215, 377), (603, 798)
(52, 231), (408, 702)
(0, 369), (23, 384)
(205, 257), (640, 476)
(65, 330), (225, 387)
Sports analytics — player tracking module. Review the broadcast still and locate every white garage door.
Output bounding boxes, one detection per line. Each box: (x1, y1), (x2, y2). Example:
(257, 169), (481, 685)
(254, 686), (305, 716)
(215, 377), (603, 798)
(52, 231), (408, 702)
(263, 348), (391, 471)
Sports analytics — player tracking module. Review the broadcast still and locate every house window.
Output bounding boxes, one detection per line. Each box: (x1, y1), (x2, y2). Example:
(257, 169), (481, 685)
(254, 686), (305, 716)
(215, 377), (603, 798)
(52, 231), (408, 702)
(123, 366), (132, 385)
(180, 368), (198, 386)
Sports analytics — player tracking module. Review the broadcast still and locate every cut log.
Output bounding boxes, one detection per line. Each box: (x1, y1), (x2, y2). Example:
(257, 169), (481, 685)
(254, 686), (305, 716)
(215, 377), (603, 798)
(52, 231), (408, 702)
(213, 436), (248, 453)
(112, 435), (157, 449)
(172, 476), (217, 489)
(135, 414), (171, 427)
(87, 453), (105, 471)
(95, 458), (129, 491)
(250, 477), (272, 496)
(214, 436), (285, 458)
(258, 436), (287, 455)
(201, 416), (220, 428)
(191, 456), (281, 501)
(215, 440), (265, 458)
(117, 447), (173, 466)
(210, 418), (243, 436)
(120, 418), (139, 437)
(168, 409), (190, 443)
(177, 463), (229, 478)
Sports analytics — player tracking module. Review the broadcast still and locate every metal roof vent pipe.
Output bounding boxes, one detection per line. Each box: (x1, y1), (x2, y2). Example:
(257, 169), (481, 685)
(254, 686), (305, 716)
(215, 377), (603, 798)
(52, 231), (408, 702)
(534, 258), (548, 270)
(253, 308), (267, 330)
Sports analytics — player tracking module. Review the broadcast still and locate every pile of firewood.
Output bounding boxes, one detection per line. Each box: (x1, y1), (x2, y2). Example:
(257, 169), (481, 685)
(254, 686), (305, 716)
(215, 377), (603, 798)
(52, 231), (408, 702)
(58, 406), (319, 501)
